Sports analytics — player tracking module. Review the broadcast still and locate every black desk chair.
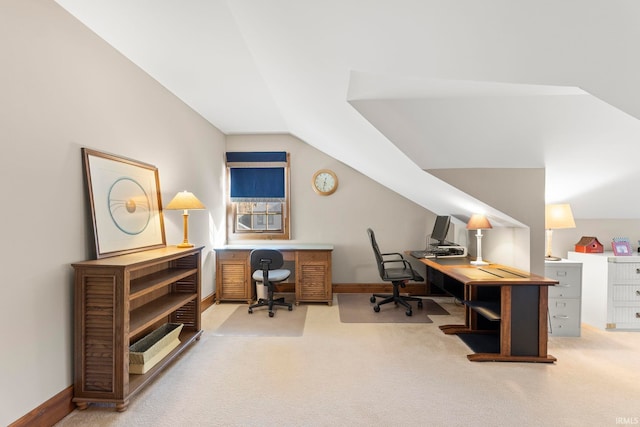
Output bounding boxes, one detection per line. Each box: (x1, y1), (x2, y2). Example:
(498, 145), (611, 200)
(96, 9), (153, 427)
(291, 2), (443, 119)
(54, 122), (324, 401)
(248, 249), (293, 317)
(367, 228), (425, 316)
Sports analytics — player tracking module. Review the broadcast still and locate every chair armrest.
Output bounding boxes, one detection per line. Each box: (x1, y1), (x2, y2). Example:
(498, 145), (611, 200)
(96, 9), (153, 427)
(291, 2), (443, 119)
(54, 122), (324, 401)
(380, 251), (405, 259)
(381, 258), (412, 269)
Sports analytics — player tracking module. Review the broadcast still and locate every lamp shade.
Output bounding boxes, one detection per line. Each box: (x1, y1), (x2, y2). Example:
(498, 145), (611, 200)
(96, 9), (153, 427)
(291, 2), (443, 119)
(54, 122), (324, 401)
(467, 214), (492, 230)
(165, 191), (206, 210)
(545, 204), (575, 229)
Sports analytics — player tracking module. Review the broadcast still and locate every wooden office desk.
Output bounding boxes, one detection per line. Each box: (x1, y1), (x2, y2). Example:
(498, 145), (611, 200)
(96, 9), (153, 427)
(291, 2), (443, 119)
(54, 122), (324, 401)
(214, 244), (333, 305)
(413, 256), (558, 363)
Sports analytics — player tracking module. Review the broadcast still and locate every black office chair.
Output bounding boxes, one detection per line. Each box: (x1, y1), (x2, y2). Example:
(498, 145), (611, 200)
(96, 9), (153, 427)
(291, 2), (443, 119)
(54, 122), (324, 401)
(248, 249), (293, 317)
(367, 228), (425, 316)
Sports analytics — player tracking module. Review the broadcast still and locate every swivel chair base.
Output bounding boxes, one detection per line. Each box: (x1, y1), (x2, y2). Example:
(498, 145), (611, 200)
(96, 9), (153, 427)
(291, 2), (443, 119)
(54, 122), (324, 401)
(370, 280), (423, 316)
(248, 290), (293, 317)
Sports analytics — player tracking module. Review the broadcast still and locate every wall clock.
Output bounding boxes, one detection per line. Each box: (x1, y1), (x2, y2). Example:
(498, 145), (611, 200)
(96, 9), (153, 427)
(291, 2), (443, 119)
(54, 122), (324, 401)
(312, 169), (338, 196)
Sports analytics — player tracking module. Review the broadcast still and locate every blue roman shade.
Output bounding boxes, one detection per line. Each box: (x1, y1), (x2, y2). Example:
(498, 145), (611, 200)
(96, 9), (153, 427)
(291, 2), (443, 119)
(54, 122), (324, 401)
(226, 152), (288, 202)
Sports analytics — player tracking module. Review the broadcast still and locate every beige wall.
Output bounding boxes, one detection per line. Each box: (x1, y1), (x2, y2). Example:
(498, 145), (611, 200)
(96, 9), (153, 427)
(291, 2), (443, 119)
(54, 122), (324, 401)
(429, 168), (545, 274)
(225, 134), (436, 283)
(0, 2), (224, 425)
(551, 219), (640, 259)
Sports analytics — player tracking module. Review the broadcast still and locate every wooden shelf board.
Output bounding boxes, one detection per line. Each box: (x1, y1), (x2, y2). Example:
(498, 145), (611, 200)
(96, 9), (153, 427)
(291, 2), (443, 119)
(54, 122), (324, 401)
(128, 329), (202, 395)
(129, 293), (197, 338)
(130, 268), (198, 299)
(464, 300), (501, 321)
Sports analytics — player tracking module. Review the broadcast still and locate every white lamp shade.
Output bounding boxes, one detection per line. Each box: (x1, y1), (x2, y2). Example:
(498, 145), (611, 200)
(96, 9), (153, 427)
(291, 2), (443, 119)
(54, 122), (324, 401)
(545, 204), (575, 229)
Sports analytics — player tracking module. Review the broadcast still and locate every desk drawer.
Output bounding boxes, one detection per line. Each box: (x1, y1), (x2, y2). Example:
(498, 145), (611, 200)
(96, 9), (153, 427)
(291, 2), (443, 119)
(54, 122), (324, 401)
(546, 265), (581, 298)
(548, 298), (581, 337)
(216, 250), (251, 261)
(611, 306), (640, 324)
(612, 285), (640, 303)
(609, 262), (640, 284)
(548, 282), (580, 299)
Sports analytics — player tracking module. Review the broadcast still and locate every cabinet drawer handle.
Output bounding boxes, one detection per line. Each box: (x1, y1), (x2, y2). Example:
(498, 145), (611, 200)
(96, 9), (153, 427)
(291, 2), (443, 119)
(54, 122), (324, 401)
(636, 290), (640, 296)
(553, 315), (569, 319)
(637, 268), (640, 274)
(636, 313), (640, 319)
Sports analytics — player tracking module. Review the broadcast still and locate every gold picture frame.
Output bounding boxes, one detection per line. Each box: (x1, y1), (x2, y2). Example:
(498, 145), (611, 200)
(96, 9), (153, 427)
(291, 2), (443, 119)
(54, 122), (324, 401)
(82, 148), (166, 258)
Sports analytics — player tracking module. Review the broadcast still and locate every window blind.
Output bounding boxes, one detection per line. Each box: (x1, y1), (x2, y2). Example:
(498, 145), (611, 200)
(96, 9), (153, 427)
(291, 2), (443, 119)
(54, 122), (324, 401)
(226, 152), (287, 201)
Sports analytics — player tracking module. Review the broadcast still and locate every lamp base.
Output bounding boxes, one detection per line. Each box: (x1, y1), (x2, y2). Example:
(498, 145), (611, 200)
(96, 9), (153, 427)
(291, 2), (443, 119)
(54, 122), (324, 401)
(177, 242), (194, 248)
(470, 259), (489, 265)
(545, 255), (561, 261)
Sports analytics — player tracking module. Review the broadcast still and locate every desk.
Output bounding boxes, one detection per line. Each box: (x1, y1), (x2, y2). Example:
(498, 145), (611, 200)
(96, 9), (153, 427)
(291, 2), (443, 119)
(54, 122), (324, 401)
(214, 244), (333, 305)
(413, 256), (558, 362)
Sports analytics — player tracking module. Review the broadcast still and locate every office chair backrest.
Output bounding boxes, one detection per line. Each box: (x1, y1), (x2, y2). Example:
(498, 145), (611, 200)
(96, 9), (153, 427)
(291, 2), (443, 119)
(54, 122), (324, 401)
(250, 249), (285, 275)
(367, 228), (385, 277)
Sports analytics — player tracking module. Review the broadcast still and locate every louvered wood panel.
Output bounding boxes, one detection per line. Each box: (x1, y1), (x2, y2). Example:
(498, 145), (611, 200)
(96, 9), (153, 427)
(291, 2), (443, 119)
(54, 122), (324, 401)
(298, 264), (328, 299)
(173, 253), (198, 269)
(174, 273), (198, 294)
(220, 263), (249, 300)
(83, 277), (116, 393)
(171, 299), (197, 329)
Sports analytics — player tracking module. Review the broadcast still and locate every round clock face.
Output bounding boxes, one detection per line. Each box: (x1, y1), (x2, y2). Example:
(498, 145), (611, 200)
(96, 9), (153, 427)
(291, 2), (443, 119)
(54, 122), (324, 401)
(312, 169), (338, 195)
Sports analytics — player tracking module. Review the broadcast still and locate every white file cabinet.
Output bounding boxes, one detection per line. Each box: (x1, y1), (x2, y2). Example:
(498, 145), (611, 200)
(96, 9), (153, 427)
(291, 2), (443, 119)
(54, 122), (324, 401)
(568, 252), (640, 331)
(545, 260), (582, 336)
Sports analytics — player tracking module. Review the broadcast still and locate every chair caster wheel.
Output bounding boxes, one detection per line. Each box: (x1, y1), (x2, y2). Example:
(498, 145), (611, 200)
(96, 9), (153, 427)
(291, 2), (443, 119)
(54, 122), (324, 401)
(269, 311), (275, 317)
(370, 296), (376, 303)
(248, 308), (253, 314)
(406, 310), (412, 316)
(373, 305), (380, 312)
(288, 306), (293, 311)
(418, 301), (423, 309)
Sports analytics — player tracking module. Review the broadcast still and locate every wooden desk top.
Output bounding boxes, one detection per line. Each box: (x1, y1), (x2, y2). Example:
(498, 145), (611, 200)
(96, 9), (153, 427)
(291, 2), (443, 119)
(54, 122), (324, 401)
(415, 256), (557, 287)
(214, 243), (333, 251)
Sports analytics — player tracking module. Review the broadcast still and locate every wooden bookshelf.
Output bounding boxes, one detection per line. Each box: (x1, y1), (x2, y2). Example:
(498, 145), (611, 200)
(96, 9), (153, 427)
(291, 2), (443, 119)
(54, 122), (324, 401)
(71, 246), (203, 411)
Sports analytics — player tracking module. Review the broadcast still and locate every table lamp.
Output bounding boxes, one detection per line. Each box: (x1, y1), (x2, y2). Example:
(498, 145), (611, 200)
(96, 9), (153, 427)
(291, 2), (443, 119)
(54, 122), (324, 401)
(165, 191), (206, 248)
(545, 203), (575, 261)
(467, 214), (492, 265)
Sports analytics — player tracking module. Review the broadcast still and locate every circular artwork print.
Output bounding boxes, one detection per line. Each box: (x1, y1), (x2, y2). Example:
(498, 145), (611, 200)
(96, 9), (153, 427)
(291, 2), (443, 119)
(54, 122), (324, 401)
(107, 177), (151, 235)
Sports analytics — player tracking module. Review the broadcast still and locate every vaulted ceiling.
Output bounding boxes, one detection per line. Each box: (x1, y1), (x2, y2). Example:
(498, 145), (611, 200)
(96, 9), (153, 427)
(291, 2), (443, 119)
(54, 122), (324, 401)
(55, 0), (640, 223)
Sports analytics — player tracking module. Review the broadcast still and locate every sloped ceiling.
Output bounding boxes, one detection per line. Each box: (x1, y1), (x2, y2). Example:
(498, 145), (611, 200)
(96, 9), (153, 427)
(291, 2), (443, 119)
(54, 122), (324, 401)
(55, 0), (640, 222)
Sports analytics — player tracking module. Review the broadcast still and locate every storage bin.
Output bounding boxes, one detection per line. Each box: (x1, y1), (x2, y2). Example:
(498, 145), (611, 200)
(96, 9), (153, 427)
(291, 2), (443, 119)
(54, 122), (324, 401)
(129, 323), (183, 374)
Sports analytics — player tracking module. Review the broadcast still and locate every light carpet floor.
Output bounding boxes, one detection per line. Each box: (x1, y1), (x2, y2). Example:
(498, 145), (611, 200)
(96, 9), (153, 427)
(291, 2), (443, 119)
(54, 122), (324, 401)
(56, 295), (640, 427)
(213, 303), (307, 336)
(337, 293), (449, 323)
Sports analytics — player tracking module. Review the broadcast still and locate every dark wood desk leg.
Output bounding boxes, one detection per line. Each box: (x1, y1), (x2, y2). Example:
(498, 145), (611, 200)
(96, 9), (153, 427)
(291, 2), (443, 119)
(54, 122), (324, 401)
(538, 285), (551, 359)
(440, 280), (472, 334)
(501, 286), (512, 357)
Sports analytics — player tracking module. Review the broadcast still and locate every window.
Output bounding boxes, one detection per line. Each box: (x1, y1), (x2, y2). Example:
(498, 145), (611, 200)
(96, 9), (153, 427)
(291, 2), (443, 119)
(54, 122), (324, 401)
(226, 152), (290, 240)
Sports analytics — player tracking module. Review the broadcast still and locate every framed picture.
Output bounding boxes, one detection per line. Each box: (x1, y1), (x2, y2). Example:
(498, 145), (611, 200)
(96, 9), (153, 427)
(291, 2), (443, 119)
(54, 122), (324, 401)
(611, 239), (632, 256)
(82, 148), (166, 258)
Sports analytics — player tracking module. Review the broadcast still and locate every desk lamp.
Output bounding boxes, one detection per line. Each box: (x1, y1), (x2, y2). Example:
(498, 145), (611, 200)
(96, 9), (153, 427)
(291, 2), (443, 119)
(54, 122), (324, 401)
(165, 191), (206, 248)
(467, 214), (492, 265)
(545, 203), (575, 261)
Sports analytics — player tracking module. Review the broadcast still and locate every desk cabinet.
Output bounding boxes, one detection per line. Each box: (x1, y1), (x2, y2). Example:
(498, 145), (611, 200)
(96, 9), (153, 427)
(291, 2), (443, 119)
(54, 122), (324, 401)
(545, 260), (582, 337)
(420, 258), (557, 363)
(568, 252), (640, 330)
(216, 249), (252, 303)
(295, 250), (332, 303)
(72, 246), (203, 411)
(214, 245), (333, 305)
